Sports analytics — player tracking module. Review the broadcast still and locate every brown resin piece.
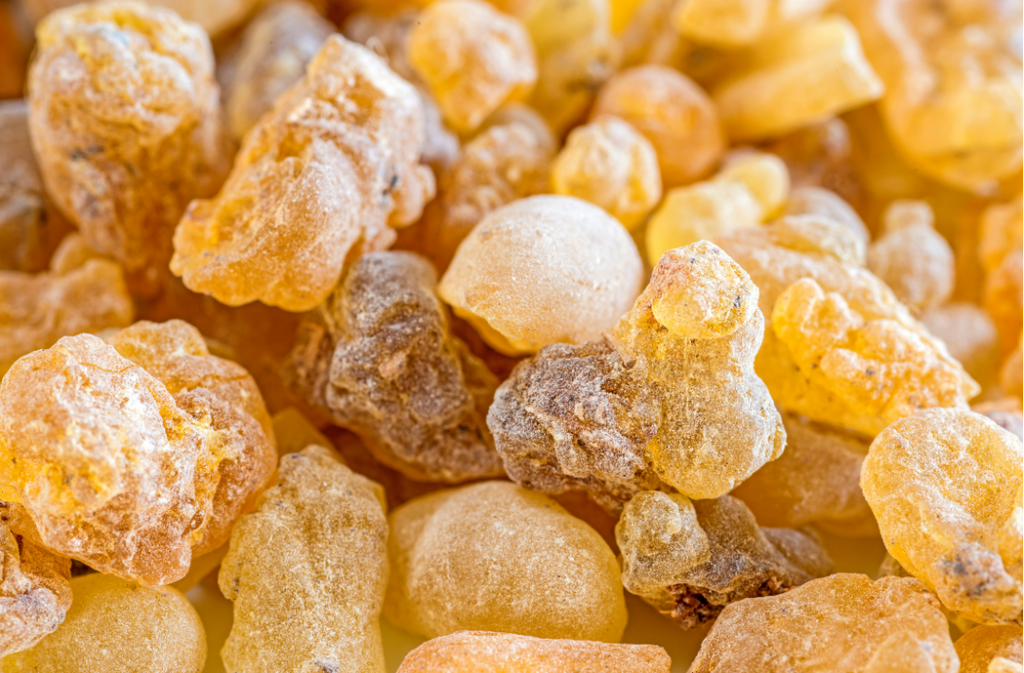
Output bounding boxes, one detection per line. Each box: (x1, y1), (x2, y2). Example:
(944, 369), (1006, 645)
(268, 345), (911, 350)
(172, 35), (435, 312)
(1, 573), (206, 673)
(862, 409), (1023, 625)
(956, 625), (1024, 673)
(384, 482), (627, 643)
(0, 509), (72, 657)
(617, 491), (833, 629)
(731, 413), (876, 536)
(688, 574), (959, 673)
(1, 234), (134, 375)
(0, 100), (71, 273)
(0, 320), (276, 585)
(396, 631), (672, 672)
(28, 1), (229, 289)
(223, 0), (333, 141)
(489, 241), (784, 511)
(286, 251), (503, 483)
(219, 446), (388, 673)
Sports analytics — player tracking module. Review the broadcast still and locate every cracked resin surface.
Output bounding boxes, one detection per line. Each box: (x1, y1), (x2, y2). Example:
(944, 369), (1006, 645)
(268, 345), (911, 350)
(396, 632), (672, 672)
(0, 320), (276, 585)
(0, 234), (134, 375)
(861, 409), (1023, 625)
(689, 574), (958, 673)
(489, 241), (784, 510)
(384, 481), (627, 643)
(438, 195), (644, 356)
(172, 35), (435, 311)
(28, 1), (229, 286)
(286, 251), (503, 483)
(617, 491), (832, 629)
(219, 446), (388, 673)
(1, 573), (205, 673)
(0, 509), (71, 657)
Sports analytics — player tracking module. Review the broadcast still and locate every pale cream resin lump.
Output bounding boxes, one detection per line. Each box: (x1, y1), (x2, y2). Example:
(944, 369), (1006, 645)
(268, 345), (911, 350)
(1, 573), (206, 673)
(219, 446), (389, 673)
(172, 35), (435, 312)
(438, 195), (644, 356)
(861, 409), (1023, 625)
(384, 481), (627, 643)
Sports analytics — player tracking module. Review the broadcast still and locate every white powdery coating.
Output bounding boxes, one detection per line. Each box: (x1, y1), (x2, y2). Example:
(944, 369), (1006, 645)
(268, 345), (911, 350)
(438, 195), (645, 354)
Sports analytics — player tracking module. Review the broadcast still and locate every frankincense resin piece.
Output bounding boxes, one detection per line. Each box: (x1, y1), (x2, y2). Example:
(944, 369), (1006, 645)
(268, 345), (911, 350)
(28, 1), (229, 289)
(955, 625), (1023, 673)
(438, 195), (644, 356)
(0, 509), (71, 657)
(172, 35), (435, 312)
(617, 491), (832, 629)
(861, 409), (1023, 625)
(1, 573), (206, 673)
(407, 0), (537, 133)
(219, 446), (389, 673)
(688, 574), (958, 673)
(489, 241), (784, 510)
(384, 481), (627, 643)
(396, 631), (672, 672)
(0, 320), (276, 585)
(286, 251), (503, 483)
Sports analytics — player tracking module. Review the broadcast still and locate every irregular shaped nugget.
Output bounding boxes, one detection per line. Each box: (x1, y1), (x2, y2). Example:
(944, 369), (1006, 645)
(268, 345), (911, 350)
(172, 35), (435, 312)
(845, 0), (1022, 191)
(397, 631), (672, 672)
(384, 481), (627, 643)
(23, 0), (259, 36)
(731, 413), (875, 536)
(438, 195), (644, 356)
(978, 194), (1023, 353)
(0, 100), (71, 273)
(617, 491), (832, 629)
(771, 277), (975, 436)
(646, 151), (789, 261)
(1, 234), (134, 375)
(408, 0), (537, 133)
(551, 115), (661, 230)
(0, 320), (276, 585)
(670, 0), (829, 48)
(956, 625), (1024, 673)
(219, 446), (388, 673)
(783, 185), (869, 249)
(688, 574), (958, 673)
(591, 65), (724, 186)
(223, 0), (333, 140)
(715, 217), (978, 436)
(28, 1), (229, 287)
(1, 573), (206, 673)
(286, 251), (503, 483)
(867, 200), (954, 312)
(0, 509), (71, 657)
(710, 16), (883, 142)
(921, 302), (1000, 387)
(861, 409), (1023, 625)
(488, 241), (784, 510)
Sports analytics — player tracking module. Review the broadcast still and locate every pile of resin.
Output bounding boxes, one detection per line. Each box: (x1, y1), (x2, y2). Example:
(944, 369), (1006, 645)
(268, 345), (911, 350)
(0, 0), (1021, 671)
